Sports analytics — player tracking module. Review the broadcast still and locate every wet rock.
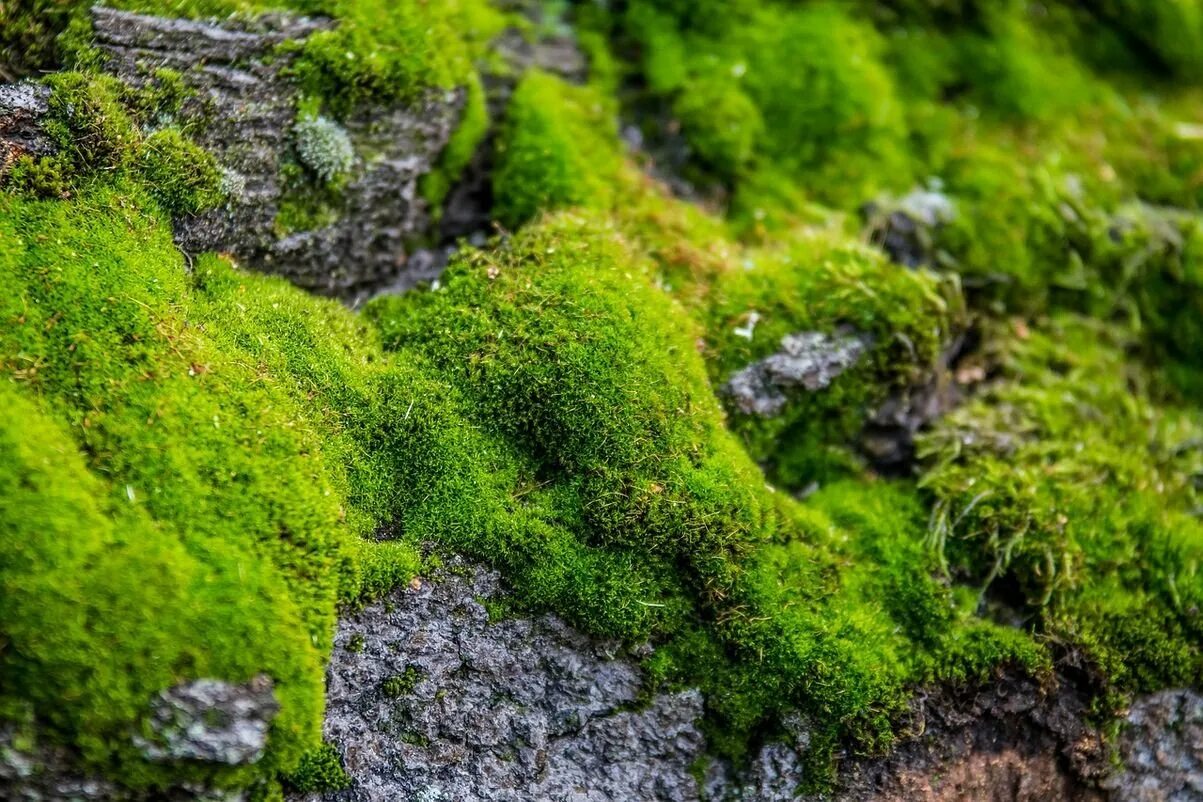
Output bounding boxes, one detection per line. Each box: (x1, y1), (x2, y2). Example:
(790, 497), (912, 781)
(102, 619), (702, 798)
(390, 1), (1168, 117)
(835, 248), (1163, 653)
(1107, 688), (1203, 801)
(723, 330), (870, 417)
(135, 675), (278, 765)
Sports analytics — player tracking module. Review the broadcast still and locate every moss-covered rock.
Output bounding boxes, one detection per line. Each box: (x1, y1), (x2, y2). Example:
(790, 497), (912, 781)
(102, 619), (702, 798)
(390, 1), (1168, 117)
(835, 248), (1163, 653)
(4, 0), (1203, 797)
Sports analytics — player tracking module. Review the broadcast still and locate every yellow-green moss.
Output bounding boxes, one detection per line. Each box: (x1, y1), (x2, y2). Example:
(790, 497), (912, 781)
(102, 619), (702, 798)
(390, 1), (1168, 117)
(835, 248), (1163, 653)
(491, 70), (622, 228)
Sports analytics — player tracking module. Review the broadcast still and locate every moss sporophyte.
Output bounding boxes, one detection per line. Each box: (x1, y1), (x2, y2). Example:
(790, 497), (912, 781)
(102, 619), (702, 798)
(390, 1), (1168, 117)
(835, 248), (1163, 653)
(1, 0), (1202, 796)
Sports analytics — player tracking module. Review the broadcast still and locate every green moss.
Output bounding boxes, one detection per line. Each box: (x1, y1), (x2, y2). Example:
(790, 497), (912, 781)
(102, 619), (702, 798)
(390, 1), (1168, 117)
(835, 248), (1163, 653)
(0, 185), (426, 791)
(7, 1), (1203, 796)
(284, 743), (351, 793)
(137, 129), (223, 214)
(492, 71), (622, 229)
(381, 666), (423, 698)
(0, 0), (84, 76)
(670, 79), (762, 182)
(918, 316), (1203, 693)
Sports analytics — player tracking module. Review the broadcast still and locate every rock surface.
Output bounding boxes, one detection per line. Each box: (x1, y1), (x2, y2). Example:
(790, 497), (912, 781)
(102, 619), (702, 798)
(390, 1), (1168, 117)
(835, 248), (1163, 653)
(723, 330), (870, 417)
(85, 7), (460, 300)
(0, 82), (54, 169)
(291, 563), (707, 802)
(135, 675), (279, 765)
(1108, 688), (1203, 801)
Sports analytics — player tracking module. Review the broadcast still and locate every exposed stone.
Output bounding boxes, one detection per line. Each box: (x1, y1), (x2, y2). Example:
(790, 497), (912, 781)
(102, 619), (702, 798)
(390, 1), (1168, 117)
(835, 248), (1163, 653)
(0, 82), (54, 172)
(863, 184), (956, 269)
(136, 675), (279, 765)
(290, 562), (707, 802)
(723, 330), (870, 417)
(1106, 688), (1203, 801)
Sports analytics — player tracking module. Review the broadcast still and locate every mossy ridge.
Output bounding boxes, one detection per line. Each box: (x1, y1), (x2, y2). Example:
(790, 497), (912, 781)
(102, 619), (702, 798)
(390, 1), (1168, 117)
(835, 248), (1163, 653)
(365, 212), (1055, 784)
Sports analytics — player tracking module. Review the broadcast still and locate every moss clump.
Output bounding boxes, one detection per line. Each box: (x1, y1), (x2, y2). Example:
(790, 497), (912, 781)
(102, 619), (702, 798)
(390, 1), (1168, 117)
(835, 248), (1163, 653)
(284, 743), (351, 793)
(491, 71), (622, 229)
(0, 184), (423, 791)
(919, 316), (1203, 693)
(136, 128), (223, 214)
(3, 72), (221, 214)
(381, 666), (423, 698)
(0, 0), (83, 77)
(292, 112), (356, 185)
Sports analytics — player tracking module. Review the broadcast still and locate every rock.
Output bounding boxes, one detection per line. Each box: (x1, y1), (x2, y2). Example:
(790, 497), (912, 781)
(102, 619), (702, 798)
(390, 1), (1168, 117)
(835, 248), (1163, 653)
(863, 184), (956, 269)
(291, 562), (707, 802)
(136, 676), (279, 765)
(0, 82), (54, 171)
(1106, 688), (1203, 801)
(860, 330), (978, 474)
(723, 330), (870, 417)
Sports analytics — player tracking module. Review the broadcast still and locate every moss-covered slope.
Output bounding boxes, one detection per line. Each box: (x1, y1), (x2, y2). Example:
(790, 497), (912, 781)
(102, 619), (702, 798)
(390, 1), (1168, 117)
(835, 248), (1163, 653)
(1, 0), (1202, 798)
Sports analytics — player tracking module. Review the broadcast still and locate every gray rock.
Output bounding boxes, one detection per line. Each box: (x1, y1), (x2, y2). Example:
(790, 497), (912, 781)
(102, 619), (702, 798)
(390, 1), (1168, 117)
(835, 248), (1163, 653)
(292, 563), (707, 802)
(1107, 688), (1203, 801)
(723, 331), (870, 417)
(136, 675), (279, 765)
(3, 7), (464, 300)
(0, 82), (54, 170)
(863, 184), (955, 269)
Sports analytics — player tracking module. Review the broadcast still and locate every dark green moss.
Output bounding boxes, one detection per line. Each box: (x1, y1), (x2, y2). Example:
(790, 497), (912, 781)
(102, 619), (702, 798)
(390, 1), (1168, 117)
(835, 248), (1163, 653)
(918, 316), (1203, 693)
(284, 743), (351, 793)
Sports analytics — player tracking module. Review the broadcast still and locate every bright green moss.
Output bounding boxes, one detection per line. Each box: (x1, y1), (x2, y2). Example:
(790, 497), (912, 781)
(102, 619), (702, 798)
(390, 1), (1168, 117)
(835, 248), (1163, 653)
(670, 79), (762, 182)
(368, 212), (763, 636)
(7, 0), (1203, 796)
(919, 316), (1203, 693)
(491, 70), (622, 229)
(0, 185), (424, 791)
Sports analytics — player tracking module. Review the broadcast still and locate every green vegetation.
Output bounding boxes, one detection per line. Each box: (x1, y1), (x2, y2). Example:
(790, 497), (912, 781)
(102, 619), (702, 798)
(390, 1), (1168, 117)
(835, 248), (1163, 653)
(919, 317), (1203, 694)
(2, 0), (1203, 798)
(492, 70), (622, 228)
